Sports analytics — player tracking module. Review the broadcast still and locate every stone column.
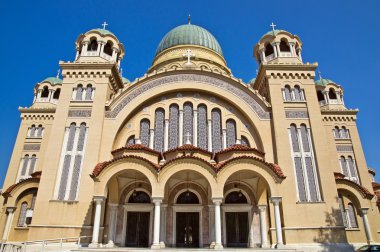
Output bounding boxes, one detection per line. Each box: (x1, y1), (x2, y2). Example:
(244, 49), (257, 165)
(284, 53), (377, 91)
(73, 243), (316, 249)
(106, 204), (118, 247)
(193, 110), (198, 146)
(90, 196), (105, 247)
(112, 47), (118, 62)
(82, 41), (89, 56)
(222, 129), (227, 149)
(96, 41), (102, 55)
(271, 197), (283, 247)
(361, 208), (373, 244)
(208, 119), (212, 152)
(149, 129), (155, 149)
(213, 198), (223, 249)
(164, 119), (169, 151)
(179, 110), (184, 146)
(258, 205), (269, 248)
(75, 49), (80, 60)
(272, 43), (278, 58)
(298, 48), (303, 61)
(160, 204), (167, 248)
(260, 49), (266, 62)
(2, 207), (16, 241)
(276, 43), (281, 57)
(151, 198), (163, 249)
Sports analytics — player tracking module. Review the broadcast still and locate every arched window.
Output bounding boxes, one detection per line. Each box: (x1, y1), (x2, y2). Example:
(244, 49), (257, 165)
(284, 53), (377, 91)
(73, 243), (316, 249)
(66, 123), (77, 151)
(347, 203), (358, 228)
(265, 43), (274, 56)
(85, 84), (93, 100)
(41, 86), (49, 98)
(340, 126), (349, 139)
(328, 88), (337, 99)
(338, 196), (347, 226)
(29, 124), (36, 137)
(241, 136), (250, 147)
(75, 84), (83, 100)
(284, 85), (292, 101)
(279, 39), (290, 52)
(317, 90), (325, 102)
(17, 202), (28, 226)
(293, 85), (302, 101)
(226, 119), (236, 147)
(347, 156), (358, 181)
(104, 41), (113, 56)
(126, 135), (135, 146)
(211, 109), (222, 152)
(290, 124), (306, 201)
(183, 102), (193, 144)
(340, 156), (349, 177)
(53, 88), (60, 99)
(177, 191), (199, 204)
(225, 191), (247, 204)
(29, 155), (37, 175)
(169, 104), (179, 149)
(128, 191), (151, 203)
(88, 38), (98, 52)
(36, 125), (43, 137)
(140, 119), (150, 147)
(334, 126), (340, 139)
(154, 108), (165, 152)
(197, 104), (208, 150)
(21, 155), (30, 177)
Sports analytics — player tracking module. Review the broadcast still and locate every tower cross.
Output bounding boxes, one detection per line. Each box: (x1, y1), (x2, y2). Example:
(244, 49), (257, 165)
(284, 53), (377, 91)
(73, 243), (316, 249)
(102, 21), (108, 29)
(188, 14), (191, 24)
(270, 22), (276, 31)
(56, 69), (60, 78)
(183, 49), (195, 65)
(185, 132), (191, 144)
(318, 71), (322, 80)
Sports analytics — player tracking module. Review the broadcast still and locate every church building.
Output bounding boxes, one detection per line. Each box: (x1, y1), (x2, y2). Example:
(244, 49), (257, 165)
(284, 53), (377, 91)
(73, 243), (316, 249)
(0, 20), (379, 251)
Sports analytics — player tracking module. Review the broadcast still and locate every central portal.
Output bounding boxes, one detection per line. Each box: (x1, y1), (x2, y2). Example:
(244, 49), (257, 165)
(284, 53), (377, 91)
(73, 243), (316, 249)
(225, 212), (249, 247)
(176, 212), (199, 248)
(126, 212), (150, 247)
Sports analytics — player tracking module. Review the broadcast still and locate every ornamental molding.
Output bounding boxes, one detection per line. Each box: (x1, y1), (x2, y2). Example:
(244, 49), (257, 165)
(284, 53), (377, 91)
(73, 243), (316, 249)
(68, 110), (92, 118)
(336, 145), (353, 152)
(23, 144), (41, 151)
(285, 110), (309, 119)
(105, 74), (271, 120)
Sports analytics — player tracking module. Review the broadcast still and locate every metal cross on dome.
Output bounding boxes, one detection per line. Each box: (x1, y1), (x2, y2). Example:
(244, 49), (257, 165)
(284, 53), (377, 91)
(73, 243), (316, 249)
(102, 21), (108, 29)
(183, 49), (195, 65)
(185, 132), (191, 144)
(270, 22), (276, 31)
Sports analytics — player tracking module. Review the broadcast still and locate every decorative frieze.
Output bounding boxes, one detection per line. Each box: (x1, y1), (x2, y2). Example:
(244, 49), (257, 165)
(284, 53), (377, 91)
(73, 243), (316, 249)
(285, 111), (309, 119)
(105, 74), (271, 119)
(23, 144), (40, 151)
(336, 145), (354, 152)
(68, 110), (92, 118)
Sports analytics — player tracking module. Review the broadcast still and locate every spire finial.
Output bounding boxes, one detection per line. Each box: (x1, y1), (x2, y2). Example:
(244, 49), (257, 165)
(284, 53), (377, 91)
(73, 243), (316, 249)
(318, 71), (322, 80)
(188, 14), (191, 24)
(56, 69), (60, 78)
(101, 21), (108, 29)
(270, 22), (276, 31)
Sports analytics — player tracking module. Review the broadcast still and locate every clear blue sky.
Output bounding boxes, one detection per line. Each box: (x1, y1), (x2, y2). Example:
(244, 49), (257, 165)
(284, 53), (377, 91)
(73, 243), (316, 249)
(0, 0), (379, 187)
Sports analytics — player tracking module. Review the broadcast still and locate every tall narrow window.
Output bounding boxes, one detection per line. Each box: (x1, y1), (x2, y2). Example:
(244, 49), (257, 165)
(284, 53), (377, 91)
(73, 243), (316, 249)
(340, 126), (349, 139)
(197, 104), (208, 150)
(333, 126), (340, 139)
(29, 125), (36, 137)
(140, 119), (150, 147)
(17, 202), (28, 227)
(338, 196), (347, 227)
(340, 156), (349, 177)
(75, 85), (83, 100)
(226, 119), (236, 147)
(29, 155), (37, 175)
(284, 85), (291, 101)
(293, 85), (302, 101)
(53, 88), (61, 99)
(85, 84), (93, 100)
(347, 203), (358, 228)
(154, 108), (165, 152)
(347, 156), (359, 183)
(36, 125), (43, 137)
(183, 102), (193, 144)
(211, 109), (222, 152)
(289, 124), (321, 202)
(169, 104), (179, 149)
(21, 155), (30, 177)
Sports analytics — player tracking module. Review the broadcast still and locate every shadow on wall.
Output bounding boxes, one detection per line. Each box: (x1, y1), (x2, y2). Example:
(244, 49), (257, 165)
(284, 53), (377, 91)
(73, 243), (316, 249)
(79, 201), (96, 246)
(313, 207), (354, 252)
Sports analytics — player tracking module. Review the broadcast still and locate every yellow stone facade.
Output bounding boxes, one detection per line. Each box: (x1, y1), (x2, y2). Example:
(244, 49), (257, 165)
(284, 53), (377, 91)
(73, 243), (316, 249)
(0, 24), (379, 251)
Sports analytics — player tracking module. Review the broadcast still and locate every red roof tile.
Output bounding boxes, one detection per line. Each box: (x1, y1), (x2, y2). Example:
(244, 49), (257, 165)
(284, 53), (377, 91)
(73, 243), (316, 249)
(2, 172), (41, 198)
(215, 144), (265, 157)
(111, 144), (161, 156)
(335, 177), (374, 200)
(163, 144), (212, 156)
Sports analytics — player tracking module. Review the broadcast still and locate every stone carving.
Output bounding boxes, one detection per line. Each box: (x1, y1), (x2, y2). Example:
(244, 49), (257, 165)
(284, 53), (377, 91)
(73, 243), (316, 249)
(68, 110), (92, 118)
(285, 111), (309, 119)
(105, 74), (270, 119)
(23, 144), (41, 151)
(336, 145), (354, 152)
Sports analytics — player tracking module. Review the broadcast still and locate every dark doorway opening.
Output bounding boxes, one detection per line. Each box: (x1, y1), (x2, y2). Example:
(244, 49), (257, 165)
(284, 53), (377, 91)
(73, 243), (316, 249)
(126, 212), (150, 247)
(225, 212), (249, 247)
(176, 212), (199, 248)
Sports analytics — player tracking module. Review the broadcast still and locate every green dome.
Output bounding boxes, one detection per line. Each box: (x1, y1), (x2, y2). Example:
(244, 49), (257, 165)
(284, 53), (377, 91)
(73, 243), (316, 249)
(248, 77), (256, 84)
(261, 29), (289, 39)
(42, 77), (62, 85)
(88, 28), (115, 37)
(315, 78), (335, 86)
(122, 77), (131, 84)
(156, 24), (223, 56)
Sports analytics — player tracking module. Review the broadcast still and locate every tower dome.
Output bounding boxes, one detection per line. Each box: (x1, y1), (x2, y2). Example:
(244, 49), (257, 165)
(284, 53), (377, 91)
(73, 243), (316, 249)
(155, 24), (223, 56)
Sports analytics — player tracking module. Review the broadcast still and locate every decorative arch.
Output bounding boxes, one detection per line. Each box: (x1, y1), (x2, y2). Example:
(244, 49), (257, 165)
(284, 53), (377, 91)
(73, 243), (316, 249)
(335, 179), (373, 209)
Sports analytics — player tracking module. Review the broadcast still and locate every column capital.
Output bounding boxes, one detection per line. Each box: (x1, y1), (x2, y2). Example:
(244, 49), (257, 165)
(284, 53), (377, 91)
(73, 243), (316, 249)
(93, 196), (106, 204)
(258, 205), (267, 212)
(6, 207), (16, 213)
(361, 207), (369, 215)
(150, 129), (155, 133)
(270, 196), (282, 205)
(212, 198), (223, 205)
(152, 197), (163, 204)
